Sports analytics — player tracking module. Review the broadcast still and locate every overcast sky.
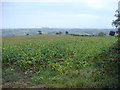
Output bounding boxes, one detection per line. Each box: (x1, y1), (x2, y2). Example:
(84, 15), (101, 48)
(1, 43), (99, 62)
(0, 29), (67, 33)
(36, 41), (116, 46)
(1, 0), (119, 29)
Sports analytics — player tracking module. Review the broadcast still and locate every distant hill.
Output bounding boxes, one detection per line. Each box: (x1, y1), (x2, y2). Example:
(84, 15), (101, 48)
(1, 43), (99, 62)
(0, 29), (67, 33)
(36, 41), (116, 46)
(1, 28), (115, 36)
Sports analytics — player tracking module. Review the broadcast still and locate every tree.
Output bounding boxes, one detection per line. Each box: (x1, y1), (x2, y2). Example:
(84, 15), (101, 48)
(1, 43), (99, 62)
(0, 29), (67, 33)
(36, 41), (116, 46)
(38, 31), (42, 35)
(112, 9), (120, 37)
(59, 32), (62, 34)
(56, 32), (62, 35)
(98, 32), (106, 36)
(109, 31), (115, 36)
(65, 31), (69, 34)
(26, 33), (29, 35)
(25, 32), (29, 35)
(112, 2), (120, 50)
(56, 32), (59, 35)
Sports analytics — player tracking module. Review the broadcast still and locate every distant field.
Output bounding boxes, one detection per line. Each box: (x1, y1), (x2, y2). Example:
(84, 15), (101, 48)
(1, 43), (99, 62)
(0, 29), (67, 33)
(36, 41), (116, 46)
(2, 35), (118, 88)
(3, 34), (116, 44)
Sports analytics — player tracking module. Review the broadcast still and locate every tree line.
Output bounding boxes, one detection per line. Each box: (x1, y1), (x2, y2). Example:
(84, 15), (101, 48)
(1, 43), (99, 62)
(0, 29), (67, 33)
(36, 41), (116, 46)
(25, 30), (115, 36)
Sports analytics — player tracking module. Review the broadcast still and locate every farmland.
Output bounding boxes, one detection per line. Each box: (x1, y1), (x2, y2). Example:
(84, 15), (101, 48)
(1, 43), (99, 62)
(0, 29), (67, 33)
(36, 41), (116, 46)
(2, 35), (119, 88)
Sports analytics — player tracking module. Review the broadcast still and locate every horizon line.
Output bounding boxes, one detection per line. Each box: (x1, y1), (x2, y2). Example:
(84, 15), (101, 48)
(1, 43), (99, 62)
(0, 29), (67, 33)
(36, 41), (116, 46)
(1, 27), (114, 30)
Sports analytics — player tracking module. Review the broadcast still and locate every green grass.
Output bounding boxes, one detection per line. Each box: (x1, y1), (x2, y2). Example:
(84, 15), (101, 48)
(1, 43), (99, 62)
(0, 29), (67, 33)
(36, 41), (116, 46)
(2, 35), (118, 88)
(2, 68), (21, 82)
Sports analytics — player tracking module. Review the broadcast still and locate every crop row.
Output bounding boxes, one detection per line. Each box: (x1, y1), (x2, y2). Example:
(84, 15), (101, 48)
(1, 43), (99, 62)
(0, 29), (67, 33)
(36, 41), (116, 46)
(2, 36), (117, 74)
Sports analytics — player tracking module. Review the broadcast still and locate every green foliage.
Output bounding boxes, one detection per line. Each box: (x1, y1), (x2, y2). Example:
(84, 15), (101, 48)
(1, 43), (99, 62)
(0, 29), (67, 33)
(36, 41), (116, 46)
(2, 35), (116, 74)
(2, 35), (118, 88)
(38, 31), (42, 35)
(65, 31), (69, 34)
(2, 68), (21, 82)
(112, 9), (120, 37)
(98, 32), (106, 36)
(109, 31), (115, 36)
